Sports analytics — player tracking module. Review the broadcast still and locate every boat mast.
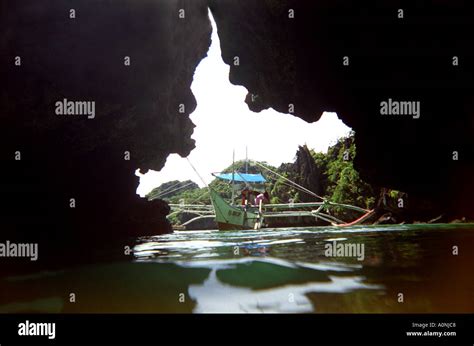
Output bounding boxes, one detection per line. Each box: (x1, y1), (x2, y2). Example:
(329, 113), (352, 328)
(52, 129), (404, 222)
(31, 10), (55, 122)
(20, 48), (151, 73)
(245, 146), (248, 174)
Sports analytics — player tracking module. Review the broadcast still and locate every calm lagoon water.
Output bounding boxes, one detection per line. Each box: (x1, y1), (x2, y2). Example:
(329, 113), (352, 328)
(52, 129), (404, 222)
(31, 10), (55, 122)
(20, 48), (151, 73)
(1, 223), (473, 313)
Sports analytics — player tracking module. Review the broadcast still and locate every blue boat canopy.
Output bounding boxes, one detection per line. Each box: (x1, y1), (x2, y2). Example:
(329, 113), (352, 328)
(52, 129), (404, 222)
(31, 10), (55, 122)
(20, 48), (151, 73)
(213, 172), (267, 183)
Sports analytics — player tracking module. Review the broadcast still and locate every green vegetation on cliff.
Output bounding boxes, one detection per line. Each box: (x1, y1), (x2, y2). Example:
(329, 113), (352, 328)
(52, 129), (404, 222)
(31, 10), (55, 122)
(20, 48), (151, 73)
(310, 133), (377, 219)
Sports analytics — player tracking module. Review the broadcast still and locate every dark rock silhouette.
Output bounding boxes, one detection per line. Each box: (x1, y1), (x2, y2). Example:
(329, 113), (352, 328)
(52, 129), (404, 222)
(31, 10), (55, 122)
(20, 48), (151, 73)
(1, 0), (211, 268)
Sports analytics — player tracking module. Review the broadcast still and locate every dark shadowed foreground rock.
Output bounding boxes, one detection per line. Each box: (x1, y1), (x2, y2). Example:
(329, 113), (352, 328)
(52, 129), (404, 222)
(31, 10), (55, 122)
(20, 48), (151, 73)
(0, 0), (211, 268)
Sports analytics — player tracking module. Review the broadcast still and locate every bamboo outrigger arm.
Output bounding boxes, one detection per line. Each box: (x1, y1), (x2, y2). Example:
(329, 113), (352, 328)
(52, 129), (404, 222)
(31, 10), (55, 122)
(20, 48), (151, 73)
(332, 209), (375, 227)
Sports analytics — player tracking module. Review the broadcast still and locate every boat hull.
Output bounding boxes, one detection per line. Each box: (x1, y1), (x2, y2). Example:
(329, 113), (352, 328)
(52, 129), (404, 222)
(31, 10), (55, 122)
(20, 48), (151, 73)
(209, 189), (259, 230)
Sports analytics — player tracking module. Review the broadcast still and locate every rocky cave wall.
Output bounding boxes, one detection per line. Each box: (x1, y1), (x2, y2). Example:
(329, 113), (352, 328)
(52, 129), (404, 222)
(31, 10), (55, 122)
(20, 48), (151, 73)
(0, 0), (211, 269)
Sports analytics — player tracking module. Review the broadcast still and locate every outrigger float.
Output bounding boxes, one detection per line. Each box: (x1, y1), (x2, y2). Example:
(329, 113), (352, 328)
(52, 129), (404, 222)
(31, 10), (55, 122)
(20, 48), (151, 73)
(168, 158), (375, 231)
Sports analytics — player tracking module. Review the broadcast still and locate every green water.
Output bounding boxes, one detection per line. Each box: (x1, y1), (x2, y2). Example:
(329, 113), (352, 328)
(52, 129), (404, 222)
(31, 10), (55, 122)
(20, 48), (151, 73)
(1, 223), (474, 313)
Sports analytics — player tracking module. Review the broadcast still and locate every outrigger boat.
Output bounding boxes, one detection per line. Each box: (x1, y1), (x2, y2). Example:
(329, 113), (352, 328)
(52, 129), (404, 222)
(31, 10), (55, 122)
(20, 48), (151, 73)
(209, 163), (374, 231)
(169, 158), (375, 231)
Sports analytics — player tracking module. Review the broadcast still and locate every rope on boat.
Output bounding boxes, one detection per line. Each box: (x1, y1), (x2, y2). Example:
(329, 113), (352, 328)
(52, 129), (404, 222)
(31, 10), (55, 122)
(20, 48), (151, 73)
(149, 180), (182, 199)
(252, 161), (324, 201)
(152, 181), (197, 199)
(186, 157), (209, 188)
(276, 179), (317, 205)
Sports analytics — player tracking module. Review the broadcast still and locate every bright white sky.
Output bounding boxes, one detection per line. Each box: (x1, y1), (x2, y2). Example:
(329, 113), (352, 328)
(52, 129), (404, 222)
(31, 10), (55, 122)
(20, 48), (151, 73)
(136, 11), (351, 196)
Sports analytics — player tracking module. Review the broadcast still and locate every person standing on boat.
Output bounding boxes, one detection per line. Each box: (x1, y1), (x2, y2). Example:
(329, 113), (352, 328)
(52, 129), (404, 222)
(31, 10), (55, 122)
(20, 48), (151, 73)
(241, 187), (254, 206)
(242, 188), (261, 206)
(241, 187), (250, 206)
(255, 191), (270, 207)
